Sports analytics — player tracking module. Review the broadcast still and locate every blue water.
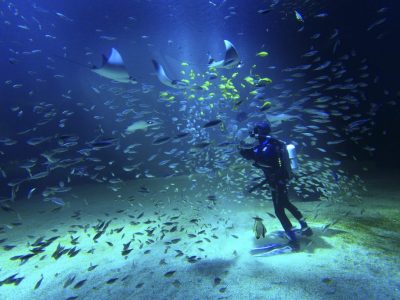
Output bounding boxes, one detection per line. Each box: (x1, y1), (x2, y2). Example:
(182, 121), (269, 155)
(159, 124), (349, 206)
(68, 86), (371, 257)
(1, 1), (400, 299)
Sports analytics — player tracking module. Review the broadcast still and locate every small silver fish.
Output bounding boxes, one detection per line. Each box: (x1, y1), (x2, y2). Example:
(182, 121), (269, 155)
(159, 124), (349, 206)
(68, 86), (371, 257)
(295, 10), (304, 22)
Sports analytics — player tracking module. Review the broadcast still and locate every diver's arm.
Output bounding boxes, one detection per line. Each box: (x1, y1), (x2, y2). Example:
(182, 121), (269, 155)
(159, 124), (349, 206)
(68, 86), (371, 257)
(239, 147), (255, 160)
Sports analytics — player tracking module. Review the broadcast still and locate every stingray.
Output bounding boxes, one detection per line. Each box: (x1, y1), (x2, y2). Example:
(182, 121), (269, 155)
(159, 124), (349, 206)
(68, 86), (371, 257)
(91, 48), (137, 84)
(152, 59), (190, 89)
(208, 40), (241, 69)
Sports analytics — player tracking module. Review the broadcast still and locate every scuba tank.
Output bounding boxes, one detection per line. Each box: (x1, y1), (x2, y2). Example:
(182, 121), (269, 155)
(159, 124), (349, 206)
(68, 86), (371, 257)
(286, 144), (299, 174)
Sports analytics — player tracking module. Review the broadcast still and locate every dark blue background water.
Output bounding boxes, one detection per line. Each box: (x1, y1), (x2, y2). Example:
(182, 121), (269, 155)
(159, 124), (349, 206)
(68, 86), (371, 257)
(1, 0), (399, 199)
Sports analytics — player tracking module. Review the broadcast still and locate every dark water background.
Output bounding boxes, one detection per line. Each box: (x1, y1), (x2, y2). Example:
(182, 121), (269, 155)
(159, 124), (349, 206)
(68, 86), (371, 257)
(1, 0), (399, 199)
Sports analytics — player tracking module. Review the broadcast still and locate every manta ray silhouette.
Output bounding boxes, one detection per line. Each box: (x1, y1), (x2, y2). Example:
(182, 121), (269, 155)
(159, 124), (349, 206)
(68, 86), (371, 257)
(208, 40), (241, 69)
(152, 59), (190, 89)
(91, 48), (137, 84)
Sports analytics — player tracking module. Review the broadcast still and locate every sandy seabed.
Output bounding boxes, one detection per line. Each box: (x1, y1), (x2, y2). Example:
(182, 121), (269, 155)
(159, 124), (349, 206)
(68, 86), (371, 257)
(0, 170), (399, 300)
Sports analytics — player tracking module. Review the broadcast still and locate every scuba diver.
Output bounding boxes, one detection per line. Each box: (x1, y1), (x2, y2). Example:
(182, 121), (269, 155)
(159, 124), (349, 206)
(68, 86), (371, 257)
(239, 120), (312, 250)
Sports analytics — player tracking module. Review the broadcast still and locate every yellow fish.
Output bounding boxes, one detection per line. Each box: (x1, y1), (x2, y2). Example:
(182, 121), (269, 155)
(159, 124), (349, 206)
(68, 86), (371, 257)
(244, 76), (255, 85)
(257, 77), (272, 85)
(181, 62), (189, 66)
(160, 92), (169, 98)
(256, 51), (269, 57)
(261, 101), (271, 111)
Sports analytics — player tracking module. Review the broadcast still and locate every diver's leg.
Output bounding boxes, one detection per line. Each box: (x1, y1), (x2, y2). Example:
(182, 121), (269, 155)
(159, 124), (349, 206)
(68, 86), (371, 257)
(298, 218), (313, 236)
(271, 183), (293, 232)
(284, 197), (303, 220)
(281, 181), (313, 236)
(273, 181), (301, 249)
(275, 181), (299, 217)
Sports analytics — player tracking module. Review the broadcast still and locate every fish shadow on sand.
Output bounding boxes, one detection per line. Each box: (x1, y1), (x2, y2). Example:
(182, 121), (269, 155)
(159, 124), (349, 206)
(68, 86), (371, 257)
(301, 228), (348, 253)
(188, 257), (238, 276)
(252, 228), (347, 254)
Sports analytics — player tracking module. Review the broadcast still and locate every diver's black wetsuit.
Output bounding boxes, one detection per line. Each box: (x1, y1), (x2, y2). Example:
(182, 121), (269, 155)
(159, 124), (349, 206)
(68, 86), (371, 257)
(240, 136), (303, 232)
